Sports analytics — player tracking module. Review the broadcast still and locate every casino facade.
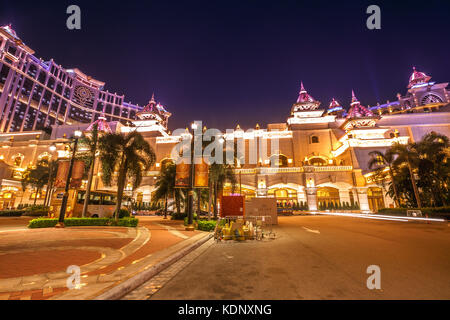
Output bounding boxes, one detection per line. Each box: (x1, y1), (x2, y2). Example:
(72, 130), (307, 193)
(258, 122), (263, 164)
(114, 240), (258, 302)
(0, 25), (449, 212)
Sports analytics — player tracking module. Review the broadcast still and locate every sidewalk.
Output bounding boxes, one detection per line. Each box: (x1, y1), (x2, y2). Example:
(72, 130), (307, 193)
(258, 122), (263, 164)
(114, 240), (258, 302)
(0, 216), (210, 300)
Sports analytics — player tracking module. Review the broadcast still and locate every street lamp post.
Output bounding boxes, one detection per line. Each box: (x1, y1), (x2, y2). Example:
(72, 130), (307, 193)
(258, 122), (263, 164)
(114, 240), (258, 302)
(45, 144), (57, 207)
(56, 130), (82, 228)
(186, 122), (197, 231)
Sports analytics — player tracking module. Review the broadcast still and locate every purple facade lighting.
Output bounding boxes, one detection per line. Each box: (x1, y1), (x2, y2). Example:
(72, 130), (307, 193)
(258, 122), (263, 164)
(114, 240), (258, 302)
(0, 25), (144, 133)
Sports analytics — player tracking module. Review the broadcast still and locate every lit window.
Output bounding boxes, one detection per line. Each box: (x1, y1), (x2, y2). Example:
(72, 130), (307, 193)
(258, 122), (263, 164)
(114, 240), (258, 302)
(376, 155), (384, 165)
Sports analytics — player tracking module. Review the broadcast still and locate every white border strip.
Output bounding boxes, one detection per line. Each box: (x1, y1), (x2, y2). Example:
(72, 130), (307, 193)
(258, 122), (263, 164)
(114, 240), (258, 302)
(315, 211), (446, 222)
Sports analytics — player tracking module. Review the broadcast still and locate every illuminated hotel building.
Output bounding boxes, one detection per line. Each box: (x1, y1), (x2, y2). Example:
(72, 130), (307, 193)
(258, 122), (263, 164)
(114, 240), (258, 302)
(0, 25), (449, 212)
(0, 25), (143, 133)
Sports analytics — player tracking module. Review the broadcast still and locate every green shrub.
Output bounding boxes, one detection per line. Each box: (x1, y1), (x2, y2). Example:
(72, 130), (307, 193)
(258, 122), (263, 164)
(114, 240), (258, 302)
(183, 213), (198, 226)
(65, 218), (111, 226)
(116, 217), (139, 227)
(0, 210), (25, 217)
(172, 212), (188, 220)
(28, 217), (139, 228)
(116, 209), (130, 219)
(23, 205), (49, 217)
(197, 220), (217, 231)
(28, 218), (58, 228)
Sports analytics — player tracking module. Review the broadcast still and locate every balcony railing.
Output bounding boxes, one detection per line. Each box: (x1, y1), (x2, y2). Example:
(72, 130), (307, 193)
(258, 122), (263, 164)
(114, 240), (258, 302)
(234, 165), (353, 174)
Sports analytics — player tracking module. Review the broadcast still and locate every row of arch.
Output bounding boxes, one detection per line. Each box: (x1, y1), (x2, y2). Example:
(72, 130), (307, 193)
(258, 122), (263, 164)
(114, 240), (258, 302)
(223, 185), (385, 212)
(7, 152), (53, 167)
(156, 154), (342, 168)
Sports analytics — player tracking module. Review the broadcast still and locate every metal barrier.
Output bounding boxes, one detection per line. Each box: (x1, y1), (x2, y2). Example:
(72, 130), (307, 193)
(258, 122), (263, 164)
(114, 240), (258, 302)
(214, 216), (275, 242)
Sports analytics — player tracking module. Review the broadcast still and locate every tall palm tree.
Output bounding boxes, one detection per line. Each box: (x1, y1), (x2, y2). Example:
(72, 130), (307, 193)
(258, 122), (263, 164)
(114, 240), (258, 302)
(209, 162), (237, 218)
(79, 124), (99, 217)
(98, 131), (155, 221)
(22, 160), (50, 205)
(368, 149), (400, 207)
(390, 142), (422, 208)
(42, 159), (58, 207)
(152, 162), (183, 219)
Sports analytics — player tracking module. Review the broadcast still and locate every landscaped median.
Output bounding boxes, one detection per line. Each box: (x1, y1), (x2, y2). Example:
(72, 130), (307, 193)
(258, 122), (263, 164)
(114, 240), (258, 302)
(183, 215), (217, 231)
(377, 207), (450, 220)
(28, 217), (139, 228)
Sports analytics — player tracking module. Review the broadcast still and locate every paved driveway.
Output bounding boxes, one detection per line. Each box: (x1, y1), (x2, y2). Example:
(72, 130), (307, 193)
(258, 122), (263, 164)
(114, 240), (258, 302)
(0, 216), (207, 300)
(147, 216), (450, 300)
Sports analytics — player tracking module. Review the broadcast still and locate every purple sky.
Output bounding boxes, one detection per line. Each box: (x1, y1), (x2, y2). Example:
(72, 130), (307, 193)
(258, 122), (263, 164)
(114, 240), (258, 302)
(1, 0), (449, 130)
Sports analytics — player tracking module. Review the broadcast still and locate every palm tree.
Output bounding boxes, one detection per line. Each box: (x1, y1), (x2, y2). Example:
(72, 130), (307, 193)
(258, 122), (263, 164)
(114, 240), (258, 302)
(79, 124), (99, 217)
(152, 161), (179, 219)
(22, 160), (50, 205)
(42, 159), (58, 207)
(98, 131), (155, 221)
(209, 162), (237, 218)
(20, 172), (30, 207)
(368, 149), (400, 207)
(390, 142), (422, 208)
(413, 132), (449, 206)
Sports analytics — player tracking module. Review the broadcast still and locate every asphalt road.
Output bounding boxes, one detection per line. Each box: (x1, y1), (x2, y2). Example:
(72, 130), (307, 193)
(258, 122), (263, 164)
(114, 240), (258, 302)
(147, 216), (450, 299)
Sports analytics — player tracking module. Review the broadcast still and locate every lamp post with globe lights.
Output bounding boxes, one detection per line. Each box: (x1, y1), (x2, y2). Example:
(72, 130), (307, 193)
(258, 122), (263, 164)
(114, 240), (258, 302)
(185, 122), (198, 231)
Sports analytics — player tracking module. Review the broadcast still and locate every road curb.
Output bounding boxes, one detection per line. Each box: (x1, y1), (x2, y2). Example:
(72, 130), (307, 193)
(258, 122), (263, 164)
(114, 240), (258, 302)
(93, 232), (214, 300)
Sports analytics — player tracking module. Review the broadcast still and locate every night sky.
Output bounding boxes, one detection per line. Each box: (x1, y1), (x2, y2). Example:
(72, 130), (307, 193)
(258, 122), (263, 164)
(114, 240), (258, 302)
(1, 0), (449, 131)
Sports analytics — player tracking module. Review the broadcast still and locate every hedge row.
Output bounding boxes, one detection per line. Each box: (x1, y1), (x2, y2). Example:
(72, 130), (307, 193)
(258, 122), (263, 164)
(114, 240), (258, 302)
(0, 210), (25, 217)
(23, 209), (49, 217)
(28, 217), (139, 228)
(197, 220), (217, 231)
(182, 214), (217, 231)
(0, 205), (50, 217)
(377, 207), (450, 219)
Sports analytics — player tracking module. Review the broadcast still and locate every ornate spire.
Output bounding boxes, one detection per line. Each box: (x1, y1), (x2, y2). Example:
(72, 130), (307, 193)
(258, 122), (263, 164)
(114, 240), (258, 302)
(1, 24), (18, 39)
(346, 90), (374, 118)
(142, 93), (157, 113)
(291, 82), (321, 113)
(86, 114), (112, 133)
(329, 98), (341, 109)
(351, 90), (358, 105)
(297, 82), (315, 103)
(327, 98), (343, 116)
(300, 81), (306, 93)
(408, 66), (431, 88)
(136, 93), (172, 128)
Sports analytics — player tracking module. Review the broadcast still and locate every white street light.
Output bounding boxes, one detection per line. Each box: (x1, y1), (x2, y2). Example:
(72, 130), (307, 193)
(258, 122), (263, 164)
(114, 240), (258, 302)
(74, 130), (82, 137)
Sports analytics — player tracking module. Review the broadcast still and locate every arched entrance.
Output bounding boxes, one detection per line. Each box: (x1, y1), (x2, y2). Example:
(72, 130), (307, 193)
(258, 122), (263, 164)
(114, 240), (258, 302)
(309, 157), (327, 166)
(368, 187), (385, 212)
(317, 187), (340, 208)
(268, 187), (298, 208)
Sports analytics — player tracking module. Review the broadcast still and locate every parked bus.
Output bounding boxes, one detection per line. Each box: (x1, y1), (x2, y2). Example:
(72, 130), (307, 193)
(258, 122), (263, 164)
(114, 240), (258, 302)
(49, 189), (117, 218)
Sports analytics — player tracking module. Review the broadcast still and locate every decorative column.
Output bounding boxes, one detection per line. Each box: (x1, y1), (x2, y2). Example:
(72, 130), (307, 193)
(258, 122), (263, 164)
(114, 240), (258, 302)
(303, 165), (317, 211)
(305, 187), (318, 212)
(297, 186), (306, 203)
(256, 174), (267, 197)
(353, 187), (370, 213)
(339, 189), (351, 206)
